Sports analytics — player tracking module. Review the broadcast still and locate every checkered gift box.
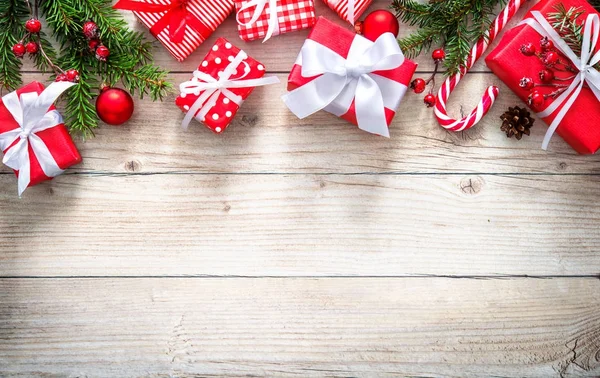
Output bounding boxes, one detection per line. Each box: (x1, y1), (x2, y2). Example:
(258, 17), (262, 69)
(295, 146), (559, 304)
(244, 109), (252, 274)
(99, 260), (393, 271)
(235, 0), (316, 42)
(323, 0), (372, 24)
(114, 0), (234, 62)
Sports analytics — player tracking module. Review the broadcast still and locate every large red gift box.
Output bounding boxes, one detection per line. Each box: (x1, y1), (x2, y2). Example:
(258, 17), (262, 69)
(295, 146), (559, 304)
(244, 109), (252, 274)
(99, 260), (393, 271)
(235, 0), (317, 42)
(323, 0), (372, 24)
(486, 0), (600, 153)
(114, 0), (234, 62)
(175, 38), (268, 133)
(0, 81), (81, 191)
(287, 17), (417, 132)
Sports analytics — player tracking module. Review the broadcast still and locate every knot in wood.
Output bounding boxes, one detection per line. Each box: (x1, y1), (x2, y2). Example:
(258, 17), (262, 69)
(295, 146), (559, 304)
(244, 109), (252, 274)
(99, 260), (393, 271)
(460, 176), (484, 195)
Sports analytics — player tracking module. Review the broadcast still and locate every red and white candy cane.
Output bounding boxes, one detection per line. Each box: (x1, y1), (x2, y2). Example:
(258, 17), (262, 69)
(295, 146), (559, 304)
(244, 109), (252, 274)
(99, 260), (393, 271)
(434, 0), (524, 131)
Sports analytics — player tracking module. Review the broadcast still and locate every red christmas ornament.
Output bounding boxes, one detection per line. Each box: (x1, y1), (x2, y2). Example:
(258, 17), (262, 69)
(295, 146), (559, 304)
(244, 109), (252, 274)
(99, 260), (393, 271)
(95, 45), (110, 61)
(96, 87), (134, 125)
(520, 43), (536, 56)
(539, 68), (554, 83)
(410, 78), (426, 94)
(361, 10), (400, 42)
(528, 90), (545, 109)
(89, 39), (100, 51)
(83, 21), (99, 39)
(66, 69), (80, 82)
(25, 41), (38, 54)
(424, 93), (436, 107)
(540, 36), (554, 51)
(55, 73), (68, 82)
(25, 18), (42, 33)
(543, 51), (559, 66)
(432, 48), (446, 62)
(12, 43), (26, 57)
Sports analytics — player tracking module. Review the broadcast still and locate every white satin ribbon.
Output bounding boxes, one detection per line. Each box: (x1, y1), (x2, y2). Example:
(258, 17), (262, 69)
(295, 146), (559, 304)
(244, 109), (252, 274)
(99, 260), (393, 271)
(0, 81), (75, 196)
(236, 0), (280, 42)
(281, 32), (406, 137)
(520, 11), (600, 150)
(347, 0), (355, 25)
(180, 50), (280, 129)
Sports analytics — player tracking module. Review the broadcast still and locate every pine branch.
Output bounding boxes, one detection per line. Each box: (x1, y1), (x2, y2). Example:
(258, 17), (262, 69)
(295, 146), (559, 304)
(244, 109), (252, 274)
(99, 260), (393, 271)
(0, 0), (28, 92)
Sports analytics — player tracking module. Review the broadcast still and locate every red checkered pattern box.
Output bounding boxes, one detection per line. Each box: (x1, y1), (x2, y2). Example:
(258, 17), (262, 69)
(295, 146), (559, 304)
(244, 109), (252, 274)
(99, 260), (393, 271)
(235, 0), (316, 41)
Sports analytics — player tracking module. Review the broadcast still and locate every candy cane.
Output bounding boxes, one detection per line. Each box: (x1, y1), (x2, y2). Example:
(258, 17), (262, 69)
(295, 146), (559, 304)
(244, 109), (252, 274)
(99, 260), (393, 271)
(434, 0), (524, 131)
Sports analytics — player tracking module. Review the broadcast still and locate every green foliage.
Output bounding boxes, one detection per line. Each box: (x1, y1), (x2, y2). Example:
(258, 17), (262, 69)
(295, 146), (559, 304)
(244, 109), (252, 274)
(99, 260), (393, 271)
(0, 0), (172, 138)
(392, 0), (506, 75)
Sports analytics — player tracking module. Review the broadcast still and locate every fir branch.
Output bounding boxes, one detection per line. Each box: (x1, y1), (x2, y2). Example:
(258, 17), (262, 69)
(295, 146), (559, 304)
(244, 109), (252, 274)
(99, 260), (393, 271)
(0, 0), (28, 92)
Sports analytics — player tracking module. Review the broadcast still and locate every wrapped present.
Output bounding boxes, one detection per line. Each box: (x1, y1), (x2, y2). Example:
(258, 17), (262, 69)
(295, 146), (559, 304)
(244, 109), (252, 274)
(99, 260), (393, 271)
(113, 0), (234, 62)
(235, 0), (316, 42)
(486, 0), (600, 153)
(323, 0), (372, 25)
(283, 16), (417, 137)
(176, 38), (280, 133)
(0, 81), (81, 196)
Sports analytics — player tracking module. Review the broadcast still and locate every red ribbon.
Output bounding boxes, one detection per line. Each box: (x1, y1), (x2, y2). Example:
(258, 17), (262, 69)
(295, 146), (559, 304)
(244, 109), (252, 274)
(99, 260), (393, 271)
(113, 0), (212, 43)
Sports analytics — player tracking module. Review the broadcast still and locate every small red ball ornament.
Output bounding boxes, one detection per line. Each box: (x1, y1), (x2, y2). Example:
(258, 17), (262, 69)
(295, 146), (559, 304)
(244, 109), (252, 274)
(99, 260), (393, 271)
(25, 19), (42, 33)
(360, 10), (400, 42)
(519, 77), (534, 90)
(539, 68), (554, 83)
(543, 51), (559, 65)
(83, 21), (99, 39)
(89, 39), (100, 51)
(12, 43), (26, 57)
(25, 41), (38, 54)
(96, 87), (134, 126)
(411, 78), (427, 94)
(66, 69), (80, 82)
(424, 93), (436, 107)
(540, 36), (554, 51)
(520, 43), (536, 56)
(55, 73), (68, 82)
(528, 90), (545, 109)
(432, 48), (446, 62)
(95, 45), (110, 61)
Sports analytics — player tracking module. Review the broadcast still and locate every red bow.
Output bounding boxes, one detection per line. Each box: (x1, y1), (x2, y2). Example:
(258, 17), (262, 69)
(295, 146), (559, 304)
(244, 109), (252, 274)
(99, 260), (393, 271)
(113, 0), (211, 43)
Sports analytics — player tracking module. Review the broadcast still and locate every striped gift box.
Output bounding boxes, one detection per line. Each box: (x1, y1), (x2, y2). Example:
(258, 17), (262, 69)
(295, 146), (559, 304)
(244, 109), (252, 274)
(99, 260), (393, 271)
(323, 0), (371, 24)
(114, 0), (234, 62)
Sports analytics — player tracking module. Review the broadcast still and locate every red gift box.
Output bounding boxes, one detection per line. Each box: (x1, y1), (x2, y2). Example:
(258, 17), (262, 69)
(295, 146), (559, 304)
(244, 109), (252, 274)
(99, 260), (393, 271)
(0, 81), (81, 194)
(114, 0), (234, 62)
(323, 0), (371, 25)
(235, 0), (316, 42)
(286, 17), (417, 135)
(176, 38), (269, 133)
(486, 0), (600, 153)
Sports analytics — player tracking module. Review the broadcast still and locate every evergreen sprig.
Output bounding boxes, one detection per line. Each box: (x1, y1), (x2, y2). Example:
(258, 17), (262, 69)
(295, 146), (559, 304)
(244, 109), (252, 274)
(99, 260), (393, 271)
(392, 0), (506, 75)
(1, 0), (171, 138)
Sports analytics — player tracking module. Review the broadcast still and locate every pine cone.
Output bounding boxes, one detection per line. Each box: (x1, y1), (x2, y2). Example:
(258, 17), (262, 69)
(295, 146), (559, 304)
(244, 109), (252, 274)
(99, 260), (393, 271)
(500, 106), (535, 140)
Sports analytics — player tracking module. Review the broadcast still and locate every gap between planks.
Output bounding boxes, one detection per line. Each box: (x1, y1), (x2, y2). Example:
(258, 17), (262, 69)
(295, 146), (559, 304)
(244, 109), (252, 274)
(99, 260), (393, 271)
(0, 274), (599, 279)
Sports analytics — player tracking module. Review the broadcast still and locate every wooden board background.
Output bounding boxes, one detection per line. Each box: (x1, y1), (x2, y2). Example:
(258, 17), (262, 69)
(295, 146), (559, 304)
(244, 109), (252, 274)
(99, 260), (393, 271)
(1, 0), (600, 376)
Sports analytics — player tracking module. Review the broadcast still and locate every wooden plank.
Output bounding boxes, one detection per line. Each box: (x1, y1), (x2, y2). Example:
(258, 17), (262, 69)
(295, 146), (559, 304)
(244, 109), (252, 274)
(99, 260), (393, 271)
(1, 173), (600, 276)
(1, 277), (599, 377)
(5, 72), (600, 176)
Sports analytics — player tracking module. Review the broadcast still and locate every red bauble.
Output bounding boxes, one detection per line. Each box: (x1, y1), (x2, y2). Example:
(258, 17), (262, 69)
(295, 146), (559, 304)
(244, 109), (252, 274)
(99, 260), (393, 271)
(539, 69), (554, 83)
(95, 45), (110, 61)
(55, 73), (68, 82)
(25, 41), (38, 54)
(528, 90), (545, 109)
(411, 78), (426, 94)
(96, 87), (134, 126)
(25, 19), (42, 33)
(83, 21), (99, 39)
(540, 36), (554, 51)
(66, 69), (80, 82)
(431, 48), (446, 62)
(520, 43), (536, 56)
(361, 10), (399, 42)
(424, 93), (436, 107)
(89, 39), (100, 51)
(12, 43), (26, 57)
(543, 51), (559, 65)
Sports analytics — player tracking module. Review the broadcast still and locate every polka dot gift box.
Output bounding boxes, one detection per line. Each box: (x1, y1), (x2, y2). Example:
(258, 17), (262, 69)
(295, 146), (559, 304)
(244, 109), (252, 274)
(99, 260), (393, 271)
(235, 0), (317, 42)
(176, 38), (280, 134)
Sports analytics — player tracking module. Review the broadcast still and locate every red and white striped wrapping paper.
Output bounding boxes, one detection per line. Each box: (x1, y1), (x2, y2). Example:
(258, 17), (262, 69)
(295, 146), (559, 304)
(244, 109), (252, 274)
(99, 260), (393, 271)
(129, 0), (234, 62)
(323, 0), (371, 24)
(235, 0), (316, 41)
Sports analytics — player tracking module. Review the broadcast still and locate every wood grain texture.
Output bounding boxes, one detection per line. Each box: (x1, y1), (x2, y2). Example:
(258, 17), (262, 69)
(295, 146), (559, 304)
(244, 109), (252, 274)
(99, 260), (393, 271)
(1, 278), (599, 377)
(2, 173), (600, 276)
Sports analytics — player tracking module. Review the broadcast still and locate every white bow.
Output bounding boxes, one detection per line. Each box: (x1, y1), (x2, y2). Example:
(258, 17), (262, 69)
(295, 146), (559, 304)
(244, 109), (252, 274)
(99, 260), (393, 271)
(282, 32), (406, 137)
(180, 50), (280, 129)
(520, 11), (600, 150)
(236, 0), (280, 42)
(0, 81), (75, 196)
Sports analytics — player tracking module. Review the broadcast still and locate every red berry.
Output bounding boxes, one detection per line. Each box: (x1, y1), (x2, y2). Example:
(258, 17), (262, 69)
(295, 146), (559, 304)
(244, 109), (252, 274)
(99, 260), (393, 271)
(25, 41), (38, 54)
(12, 43), (26, 57)
(83, 21), (99, 39)
(520, 43), (536, 56)
(539, 69), (554, 83)
(540, 36), (554, 51)
(88, 39), (100, 51)
(66, 69), (80, 82)
(519, 77), (534, 90)
(411, 78), (427, 94)
(424, 93), (436, 107)
(25, 19), (42, 33)
(528, 90), (545, 109)
(432, 48), (446, 62)
(95, 45), (110, 61)
(543, 51), (559, 65)
(55, 73), (68, 82)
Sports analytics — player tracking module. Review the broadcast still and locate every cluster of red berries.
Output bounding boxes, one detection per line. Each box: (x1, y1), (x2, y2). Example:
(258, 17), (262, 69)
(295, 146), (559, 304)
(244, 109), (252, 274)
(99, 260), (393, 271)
(83, 21), (110, 61)
(410, 48), (445, 107)
(11, 19), (42, 58)
(518, 36), (574, 110)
